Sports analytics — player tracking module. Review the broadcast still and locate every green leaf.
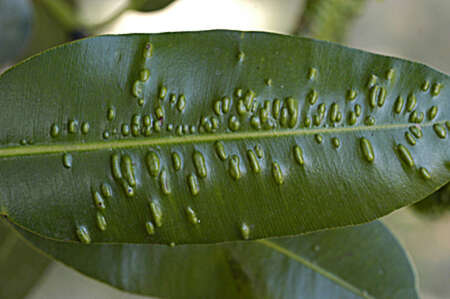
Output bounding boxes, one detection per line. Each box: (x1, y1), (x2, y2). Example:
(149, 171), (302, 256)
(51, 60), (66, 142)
(16, 221), (418, 299)
(0, 31), (448, 245)
(0, 0), (33, 66)
(0, 220), (50, 299)
(130, 0), (176, 12)
(412, 182), (450, 218)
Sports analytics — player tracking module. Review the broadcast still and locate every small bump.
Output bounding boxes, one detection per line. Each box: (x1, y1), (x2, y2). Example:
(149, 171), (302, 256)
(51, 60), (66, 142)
(107, 107), (116, 121)
(347, 89), (357, 101)
(93, 191), (106, 210)
(229, 155), (241, 180)
(121, 124), (130, 136)
(149, 200), (163, 227)
(185, 206), (200, 225)
(308, 67), (317, 80)
(428, 106), (438, 120)
(386, 68), (395, 81)
(222, 97), (231, 113)
(244, 90), (255, 110)
(143, 42), (153, 58)
(446, 121), (450, 130)
(394, 96), (404, 114)
(228, 116), (240, 131)
(171, 152), (182, 171)
(159, 86), (167, 100)
(111, 154), (122, 179)
(96, 212), (107, 231)
(318, 103), (326, 115)
(272, 162), (284, 185)
(101, 183), (112, 198)
(237, 51), (245, 62)
(280, 107), (288, 127)
(293, 145), (304, 165)
(193, 151), (207, 178)
(143, 115), (152, 127)
(329, 103), (339, 123)
(348, 111), (357, 125)
(140, 69), (150, 82)
(360, 138), (375, 163)
(132, 80), (144, 98)
(421, 80), (430, 91)
(187, 174), (200, 196)
(145, 221), (155, 235)
(160, 169), (171, 195)
(273, 99), (281, 118)
(81, 122), (90, 134)
(419, 167), (431, 180)
(368, 74), (377, 88)
(120, 179), (135, 197)
(213, 100), (222, 116)
(431, 83), (442, 96)
(254, 145), (264, 158)
(405, 132), (416, 146)
(304, 116), (311, 127)
(138, 99), (144, 106)
(369, 85), (379, 108)
(396, 144), (414, 168)
(50, 124), (60, 137)
(103, 131), (110, 139)
(314, 134), (323, 144)
(235, 88), (243, 98)
(354, 104), (362, 117)
(406, 94), (417, 112)
(214, 141), (227, 161)
(265, 78), (272, 86)
(177, 95), (186, 112)
(240, 223), (250, 240)
(250, 116), (262, 129)
(332, 137), (340, 149)
(155, 106), (164, 120)
(121, 155), (136, 187)
(170, 242), (175, 247)
(247, 150), (261, 173)
(307, 89), (318, 105)
(365, 116), (375, 126)
(433, 124), (447, 139)
(409, 126), (423, 139)
(378, 87), (387, 107)
(237, 100), (246, 115)
(76, 225), (91, 244)
(68, 120), (78, 134)
(63, 153), (72, 168)
(146, 151), (160, 177)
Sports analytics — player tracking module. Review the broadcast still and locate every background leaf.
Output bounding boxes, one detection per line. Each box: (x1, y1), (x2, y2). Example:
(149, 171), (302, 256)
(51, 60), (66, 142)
(412, 183), (450, 218)
(0, 220), (50, 299)
(0, 31), (448, 245)
(17, 221), (418, 299)
(0, 0), (33, 67)
(130, 0), (176, 12)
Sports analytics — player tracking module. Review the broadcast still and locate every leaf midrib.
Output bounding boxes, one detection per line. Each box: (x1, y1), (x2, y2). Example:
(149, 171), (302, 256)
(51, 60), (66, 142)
(258, 239), (373, 299)
(0, 121), (439, 158)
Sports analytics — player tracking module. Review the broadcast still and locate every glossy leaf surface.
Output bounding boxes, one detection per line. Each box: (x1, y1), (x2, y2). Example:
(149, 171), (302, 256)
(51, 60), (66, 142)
(18, 221), (418, 299)
(0, 31), (448, 245)
(0, 220), (50, 299)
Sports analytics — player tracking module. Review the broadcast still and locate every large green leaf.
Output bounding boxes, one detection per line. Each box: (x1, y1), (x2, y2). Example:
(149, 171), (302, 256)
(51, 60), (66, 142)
(0, 220), (50, 299)
(0, 31), (448, 245)
(17, 221), (418, 299)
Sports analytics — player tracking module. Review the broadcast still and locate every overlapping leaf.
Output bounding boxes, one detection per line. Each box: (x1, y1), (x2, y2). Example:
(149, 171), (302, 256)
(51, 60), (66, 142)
(0, 31), (448, 245)
(17, 221), (418, 299)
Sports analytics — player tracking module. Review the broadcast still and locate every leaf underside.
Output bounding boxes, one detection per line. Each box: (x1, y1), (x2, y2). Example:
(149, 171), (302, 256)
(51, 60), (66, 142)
(0, 30), (448, 245)
(16, 221), (418, 299)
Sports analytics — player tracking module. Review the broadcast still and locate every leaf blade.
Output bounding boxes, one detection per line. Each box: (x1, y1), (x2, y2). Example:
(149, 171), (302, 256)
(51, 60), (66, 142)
(0, 31), (448, 244)
(16, 221), (419, 299)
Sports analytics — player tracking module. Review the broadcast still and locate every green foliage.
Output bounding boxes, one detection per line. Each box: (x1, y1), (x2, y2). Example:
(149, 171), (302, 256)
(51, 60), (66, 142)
(0, 31), (448, 246)
(0, 0), (33, 66)
(16, 221), (418, 299)
(296, 0), (368, 42)
(130, 0), (176, 12)
(412, 183), (450, 218)
(0, 220), (50, 299)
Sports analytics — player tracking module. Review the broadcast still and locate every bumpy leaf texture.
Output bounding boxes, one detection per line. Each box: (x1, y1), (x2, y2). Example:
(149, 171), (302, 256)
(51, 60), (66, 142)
(0, 31), (448, 245)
